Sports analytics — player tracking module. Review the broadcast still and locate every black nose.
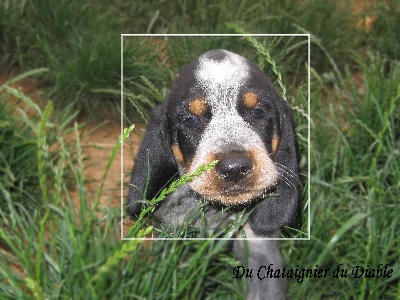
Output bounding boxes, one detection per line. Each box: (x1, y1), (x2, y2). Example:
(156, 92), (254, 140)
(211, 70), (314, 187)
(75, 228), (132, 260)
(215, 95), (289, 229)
(215, 153), (253, 183)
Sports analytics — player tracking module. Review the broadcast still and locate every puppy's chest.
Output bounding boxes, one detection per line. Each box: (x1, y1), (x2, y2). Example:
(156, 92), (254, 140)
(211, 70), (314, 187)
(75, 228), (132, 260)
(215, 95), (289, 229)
(153, 184), (239, 235)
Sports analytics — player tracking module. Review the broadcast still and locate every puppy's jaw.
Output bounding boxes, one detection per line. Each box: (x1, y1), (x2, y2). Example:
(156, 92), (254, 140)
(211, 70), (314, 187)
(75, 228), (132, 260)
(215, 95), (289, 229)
(186, 50), (279, 205)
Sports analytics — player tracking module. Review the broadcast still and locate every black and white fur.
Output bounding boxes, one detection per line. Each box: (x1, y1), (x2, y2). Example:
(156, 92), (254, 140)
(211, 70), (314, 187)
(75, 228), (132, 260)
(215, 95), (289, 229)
(126, 49), (300, 299)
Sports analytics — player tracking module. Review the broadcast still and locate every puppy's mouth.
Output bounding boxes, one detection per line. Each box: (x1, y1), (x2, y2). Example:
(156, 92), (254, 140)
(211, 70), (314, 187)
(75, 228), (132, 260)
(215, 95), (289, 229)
(222, 187), (248, 197)
(218, 185), (265, 199)
(195, 185), (271, 206)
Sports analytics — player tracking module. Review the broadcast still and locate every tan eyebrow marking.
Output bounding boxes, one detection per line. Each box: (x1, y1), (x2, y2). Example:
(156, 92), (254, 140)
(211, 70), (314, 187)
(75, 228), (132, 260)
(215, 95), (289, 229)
(188, 98), (208, 116)
(242, 92), (258, 109)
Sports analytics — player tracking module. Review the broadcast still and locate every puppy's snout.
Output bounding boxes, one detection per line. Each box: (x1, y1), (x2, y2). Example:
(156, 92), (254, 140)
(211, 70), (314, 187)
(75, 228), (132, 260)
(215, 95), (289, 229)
(215, 152), (253, 183)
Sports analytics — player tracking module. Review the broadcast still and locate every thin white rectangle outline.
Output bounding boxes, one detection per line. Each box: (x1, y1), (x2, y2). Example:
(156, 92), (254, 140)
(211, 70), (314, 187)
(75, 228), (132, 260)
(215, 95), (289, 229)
(121, 34), (311, 241)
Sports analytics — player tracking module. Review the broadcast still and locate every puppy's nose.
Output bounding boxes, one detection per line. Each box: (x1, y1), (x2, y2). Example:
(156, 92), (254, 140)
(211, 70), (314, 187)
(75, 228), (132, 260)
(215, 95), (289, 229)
(215, 153), (252, 183)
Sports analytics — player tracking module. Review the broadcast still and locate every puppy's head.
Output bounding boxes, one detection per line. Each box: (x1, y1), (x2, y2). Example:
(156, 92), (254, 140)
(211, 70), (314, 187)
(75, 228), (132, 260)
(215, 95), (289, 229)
(165, 49), (286, 205)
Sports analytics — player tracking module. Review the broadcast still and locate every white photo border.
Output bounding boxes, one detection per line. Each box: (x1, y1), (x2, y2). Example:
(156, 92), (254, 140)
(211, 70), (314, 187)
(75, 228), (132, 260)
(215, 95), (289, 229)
(120, 34), (311, 241)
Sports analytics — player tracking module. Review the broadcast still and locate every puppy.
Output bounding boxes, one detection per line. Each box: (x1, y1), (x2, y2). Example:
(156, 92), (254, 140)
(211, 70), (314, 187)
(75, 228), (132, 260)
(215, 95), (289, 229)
(126, 49), (300, 299)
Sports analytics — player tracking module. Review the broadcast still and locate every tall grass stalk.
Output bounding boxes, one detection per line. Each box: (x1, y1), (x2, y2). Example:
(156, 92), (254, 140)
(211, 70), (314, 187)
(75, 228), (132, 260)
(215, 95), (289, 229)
(245, 35), (288, 100)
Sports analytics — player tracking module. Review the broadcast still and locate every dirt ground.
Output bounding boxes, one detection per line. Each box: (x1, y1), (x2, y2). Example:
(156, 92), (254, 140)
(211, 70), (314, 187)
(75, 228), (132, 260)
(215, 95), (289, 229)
(79, 119), (147, 237)
(72, 119), (145, 208)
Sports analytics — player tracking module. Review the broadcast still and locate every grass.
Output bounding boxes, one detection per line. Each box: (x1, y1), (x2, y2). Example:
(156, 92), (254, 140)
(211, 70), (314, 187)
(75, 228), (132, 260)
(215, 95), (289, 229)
(0, 0), (399, 299)
(0, 0), (125, 117)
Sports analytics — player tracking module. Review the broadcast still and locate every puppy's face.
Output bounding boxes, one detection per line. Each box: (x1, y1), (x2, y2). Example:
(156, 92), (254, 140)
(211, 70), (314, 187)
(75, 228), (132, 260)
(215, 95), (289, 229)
(166, 49), (283, 205)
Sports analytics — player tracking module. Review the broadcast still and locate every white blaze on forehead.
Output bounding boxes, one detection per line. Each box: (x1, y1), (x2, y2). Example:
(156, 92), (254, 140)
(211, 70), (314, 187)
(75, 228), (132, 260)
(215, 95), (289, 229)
(195, 50), (249, 112)
(196, 50), (249, 85)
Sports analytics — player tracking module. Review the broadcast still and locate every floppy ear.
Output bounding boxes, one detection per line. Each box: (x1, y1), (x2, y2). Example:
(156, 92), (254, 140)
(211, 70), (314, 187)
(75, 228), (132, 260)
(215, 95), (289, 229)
(126, 103), (179, 216)
(250, 99), (300, 234)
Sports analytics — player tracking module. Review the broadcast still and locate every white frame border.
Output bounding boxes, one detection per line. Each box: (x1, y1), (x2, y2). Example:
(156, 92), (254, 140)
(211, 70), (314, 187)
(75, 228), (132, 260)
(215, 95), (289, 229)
(120, 34), (311, 241)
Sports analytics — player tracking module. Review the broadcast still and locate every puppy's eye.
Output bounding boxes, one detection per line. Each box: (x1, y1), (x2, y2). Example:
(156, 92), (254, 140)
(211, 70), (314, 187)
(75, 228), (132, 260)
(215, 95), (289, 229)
(251, 108), (264, 118)
(185, 115), (199, 127)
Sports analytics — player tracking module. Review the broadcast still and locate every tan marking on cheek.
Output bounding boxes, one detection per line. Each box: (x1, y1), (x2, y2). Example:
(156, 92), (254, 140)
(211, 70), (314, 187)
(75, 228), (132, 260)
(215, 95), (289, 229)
(242, 92), (258, 109)
(272, 135), (281, 155)
(171, 144), (184, 165)
(188, 98), (208, 116)
(251, 146), (278, 185)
